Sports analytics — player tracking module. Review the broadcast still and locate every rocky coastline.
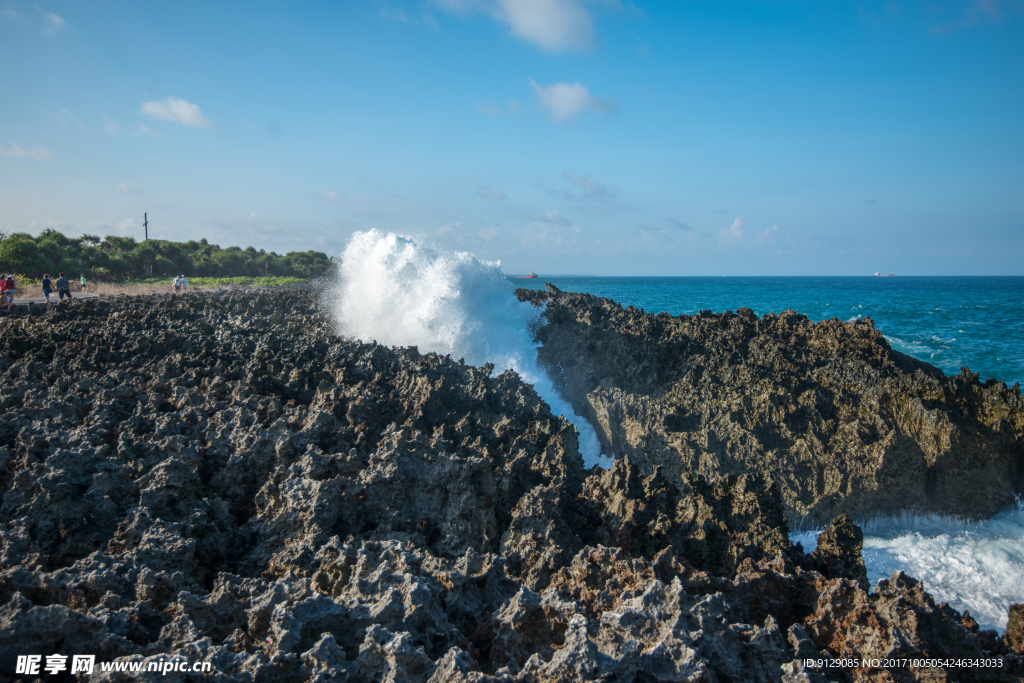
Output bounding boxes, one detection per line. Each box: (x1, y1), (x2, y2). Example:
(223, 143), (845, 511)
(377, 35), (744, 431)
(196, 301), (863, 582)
(518, 284), (1024, 525)
(0, 287), (1022, 681)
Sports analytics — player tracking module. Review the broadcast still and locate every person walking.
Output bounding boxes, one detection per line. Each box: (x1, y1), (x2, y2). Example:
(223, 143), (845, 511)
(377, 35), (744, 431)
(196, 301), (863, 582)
(181, 274), (189, 294)
(173, 275), (182, 294)
(55, 272), (73, 303)
(42, 274), (52, 303)
(80, 273), (87, 293)
(0, 274), (15, 312)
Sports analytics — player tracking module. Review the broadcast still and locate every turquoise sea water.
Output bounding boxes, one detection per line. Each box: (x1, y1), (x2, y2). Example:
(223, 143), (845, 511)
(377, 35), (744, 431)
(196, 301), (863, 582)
(512, 275), (1024, 631)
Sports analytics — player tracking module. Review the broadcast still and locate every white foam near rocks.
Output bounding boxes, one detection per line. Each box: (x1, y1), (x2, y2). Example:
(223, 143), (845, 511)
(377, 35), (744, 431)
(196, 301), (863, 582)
(327, 229), (613, 469)
(791, 500), (1024, 632)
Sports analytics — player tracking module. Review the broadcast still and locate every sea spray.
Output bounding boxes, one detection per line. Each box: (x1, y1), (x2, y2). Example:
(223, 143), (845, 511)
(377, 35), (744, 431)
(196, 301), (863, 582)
(328, 230), (613, 469)
(791, 500), (1024, 632)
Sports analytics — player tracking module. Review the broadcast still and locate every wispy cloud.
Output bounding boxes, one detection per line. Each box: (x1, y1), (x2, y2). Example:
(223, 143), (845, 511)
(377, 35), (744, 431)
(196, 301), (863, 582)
(476, 186), (506, 200)
(436, 0), (595, 52)
(141, 96), (215, 128)
(524, 212), (583, 250)
(131, 123), (161, 138)
(476, 98), (522, 117)
(380, 6), (440, 28)
(116, 182), (143, 194)
(930, 0), (1023, 33)
(564, 172), (617, 199)
(57, 107), (118, 135)
(530, 79), (616, 122)
(477, 101), (502, 117)
(2, 4), (22, 19)
(667, 218), (693, 231)
(0, 140), (54, 159)
(41, 9), (64, 35)
(317, 190), (358, 203)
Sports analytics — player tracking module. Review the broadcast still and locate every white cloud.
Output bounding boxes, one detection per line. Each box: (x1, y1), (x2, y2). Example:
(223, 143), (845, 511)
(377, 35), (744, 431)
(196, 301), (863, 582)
(435, 0), (595, 52)
(2, 5), (22, 19)
(494, 0), (593, 51)
(719, 216), (744, 244)
(565, 172), (617, 198)
(321, 190), (345, 201)
(757, 224), (779, 243)
(478, 226), (499, 241)
(116, 182), (143, 194)
(117, 218), (136, 232)
(533, 209), (571, 225)
(248, 211), (258, 222)
(530, 79), (616, 122)
(476, 186), (506, 200)
(140, 96), (215, 128)
(42, 9), (64, 35)
(0, 140), (53, 159)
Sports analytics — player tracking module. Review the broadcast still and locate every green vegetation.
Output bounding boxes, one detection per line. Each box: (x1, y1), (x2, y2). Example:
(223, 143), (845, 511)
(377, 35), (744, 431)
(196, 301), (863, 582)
(124, 276), (309, 287)
(0, 229), (331, 280)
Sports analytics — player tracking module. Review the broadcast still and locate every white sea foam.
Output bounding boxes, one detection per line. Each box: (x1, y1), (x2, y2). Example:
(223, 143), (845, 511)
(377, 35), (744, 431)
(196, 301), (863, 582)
(791, 501), (1024, 632)
(327, 230), (613, 469)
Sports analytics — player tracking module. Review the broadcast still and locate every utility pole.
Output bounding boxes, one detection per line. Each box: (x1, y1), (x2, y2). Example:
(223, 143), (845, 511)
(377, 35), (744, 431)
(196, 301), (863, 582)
(144, 213), (148, 241)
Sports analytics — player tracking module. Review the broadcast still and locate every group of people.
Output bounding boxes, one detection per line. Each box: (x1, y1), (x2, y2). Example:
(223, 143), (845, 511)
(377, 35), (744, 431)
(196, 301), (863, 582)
(0, 272), (86, 312)
(0, 272), (191, 313)
(1, 274), (17, 312)
(41, 272), (83, 303)
(173, 274), (190, 294)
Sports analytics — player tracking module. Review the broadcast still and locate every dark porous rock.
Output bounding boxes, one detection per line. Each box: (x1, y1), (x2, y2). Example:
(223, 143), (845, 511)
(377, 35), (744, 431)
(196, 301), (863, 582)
(516, 286), (1024, 524)
(0, 289), (1021, 681)
(809, 514), (870, 592)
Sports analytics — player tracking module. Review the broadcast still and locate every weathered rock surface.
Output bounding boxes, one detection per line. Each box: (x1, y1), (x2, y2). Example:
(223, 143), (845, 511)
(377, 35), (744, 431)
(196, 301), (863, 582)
(0, 289), (1020, 681)
(517, 284), (1024, 524)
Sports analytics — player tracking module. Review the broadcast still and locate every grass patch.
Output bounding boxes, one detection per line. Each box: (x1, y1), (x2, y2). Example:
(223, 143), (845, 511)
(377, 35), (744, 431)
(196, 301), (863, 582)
(11, 275), (310, 298)
(112, 275), (307, 287)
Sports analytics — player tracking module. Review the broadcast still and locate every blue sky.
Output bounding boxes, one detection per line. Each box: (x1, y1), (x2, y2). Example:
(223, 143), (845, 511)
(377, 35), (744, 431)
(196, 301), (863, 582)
(1, 0), (1022, 275)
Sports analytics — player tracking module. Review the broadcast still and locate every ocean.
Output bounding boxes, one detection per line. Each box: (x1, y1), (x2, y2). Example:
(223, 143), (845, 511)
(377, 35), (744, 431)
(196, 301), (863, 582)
(330, 231), (1024, 632)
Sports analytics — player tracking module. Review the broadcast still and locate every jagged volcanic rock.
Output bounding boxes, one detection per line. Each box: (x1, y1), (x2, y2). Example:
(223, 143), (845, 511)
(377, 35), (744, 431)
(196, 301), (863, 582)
(0, 289), (1020, 681)
(517, 284), (1024, 524)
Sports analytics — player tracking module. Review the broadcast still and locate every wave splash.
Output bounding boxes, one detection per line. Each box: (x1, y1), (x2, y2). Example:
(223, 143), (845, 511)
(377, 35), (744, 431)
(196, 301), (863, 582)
(327, 230), (612, 469)
(791, 500), (1024, 632)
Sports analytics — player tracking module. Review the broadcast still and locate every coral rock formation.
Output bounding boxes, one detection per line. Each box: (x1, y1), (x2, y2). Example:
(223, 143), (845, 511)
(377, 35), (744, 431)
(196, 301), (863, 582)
(517, 284), (1024, 524)
(0, 289), (1020, 681)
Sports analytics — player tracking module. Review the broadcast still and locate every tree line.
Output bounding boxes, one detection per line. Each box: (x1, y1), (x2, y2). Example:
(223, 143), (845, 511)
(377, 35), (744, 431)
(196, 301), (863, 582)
(0, 229), (331, 280)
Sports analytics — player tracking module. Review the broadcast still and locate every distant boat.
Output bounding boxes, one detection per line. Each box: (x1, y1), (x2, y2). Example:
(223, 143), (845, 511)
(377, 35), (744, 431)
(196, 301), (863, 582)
(515, 272), (538, 279)
(874, 272), (895, 277)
